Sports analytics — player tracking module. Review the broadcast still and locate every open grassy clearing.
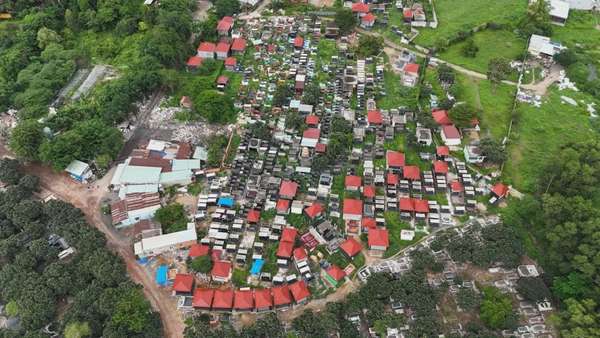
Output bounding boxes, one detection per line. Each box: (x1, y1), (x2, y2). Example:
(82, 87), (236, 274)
(413, 0), (527, 47)
(455, 73), (516, 140)
(377, 69), (419, 109)
(438, 29), (526, 74)
(503, 87), (597, 192)
(384, 211), (425, 258)
(553, 10), (600, 60)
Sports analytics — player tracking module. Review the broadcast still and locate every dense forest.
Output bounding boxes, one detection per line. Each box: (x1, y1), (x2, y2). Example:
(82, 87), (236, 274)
(1, 0), (195, 169)
(0, 158), (162, 337)
(502, 139), (600, 337)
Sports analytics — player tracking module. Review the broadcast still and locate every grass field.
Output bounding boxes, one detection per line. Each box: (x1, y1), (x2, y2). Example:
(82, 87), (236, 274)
(438, 29), (526, 74)
(413, 0), (527, 47)
(384, 211), (424, 258)
(553, 10), (600, 70)
(377, 69), (419, 110)
(503, 87), (596, 192)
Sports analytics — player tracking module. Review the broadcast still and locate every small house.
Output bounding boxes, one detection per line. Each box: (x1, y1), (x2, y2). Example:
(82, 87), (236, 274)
(368, 228), (389, 257)
(324, 265), (346, 287)
(211, 260), (232, 283)
(360, 13), (376, 29)
(224, 57), (237, 70)
(217, 16), (234, 36)
(65, 160), (93, 183)
(231, 38), (247, 54)
(186, 56), (203, 71)
(197, 42), (216, 59)
(289, 280), (311, 304)
(441, 125), (461, 146)
(215, 42), (230, 60)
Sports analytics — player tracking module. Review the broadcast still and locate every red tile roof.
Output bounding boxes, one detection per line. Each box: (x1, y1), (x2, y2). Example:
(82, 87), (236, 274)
(442, 125), (461, 139)
(189, 244), (210, 259)
(173, 274), (194, 293)
(403, 165), (421, 180)
(276, 199), (290, 212)
(224, 56), (237, 66)
(186, 56), (203, 67)
(432, 110), (452, 125)
(247, 209), (261, 223)
(129, 157), (172, 172)
(404, 63), (420, 74)
(315, 143), (327, 153)
(254, 288), (273, 309)
(197, 42), (216, 52)
(279, 180), (299, 198)
(399, 197), (414, 212)
(293, 247), (308, 261)
(192, 288), (214, 308)
(345, 175), (362, 188)
(368, 228), (389, 248)
(352, 2), (370, 13)
(211, 260), (232, 279)
(276, 241), (294, 258)
(217, 16), (234, 31)
(234, 289), (254, 310)
(304, 202), (323, 219)
(403, 8), (413, 18)
(363, 185), (376, 198)
(451, 180), (464, 192)
(491, 183), (509, 198)
(367, 110), (383, 124)
(343, 198), (363, 216)
(387, 150), (405, 167)
(414, 199), (429, 213)
(433, 160), (449, 174)
(387, 173), (399, 185)
(289, 280), (311, 302)
(362, 12), (376, 23)
(302, 128), (321, 139)
(362, 217), (376, 230)
(272, 285), (292, 306)
(436, 146), (450, 156)
(281, 227), (298, 243)
(212, 289), (234, 309)
(294, 36), (304, 48)
(216, 76), (229, 87)
(215, 42), (230, 53)
(340, 237), (362, 257)
(231, 38), (246, 51)
(326, 265), (346, 281)
(305, 114), (319, 125)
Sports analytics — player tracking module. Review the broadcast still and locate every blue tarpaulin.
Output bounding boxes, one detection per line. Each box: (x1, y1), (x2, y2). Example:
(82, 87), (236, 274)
(217, 196), (234, 207)
(250, 259), (264, 275)
(156, 265), (168, 286)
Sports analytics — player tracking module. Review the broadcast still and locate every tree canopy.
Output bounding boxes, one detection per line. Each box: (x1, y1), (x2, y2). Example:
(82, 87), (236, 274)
(192, 90), (236, 124)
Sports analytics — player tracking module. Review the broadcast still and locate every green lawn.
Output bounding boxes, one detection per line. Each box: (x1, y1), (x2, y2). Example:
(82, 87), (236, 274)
(377, 69), (419, 110)
(413, 0), (527, 47)
(553, 10), (600, 71)
(438, 29), (526, 74)
(455, 73), (516, 140)
(383, 211), (424, 258)
(503, 87), (596, 192)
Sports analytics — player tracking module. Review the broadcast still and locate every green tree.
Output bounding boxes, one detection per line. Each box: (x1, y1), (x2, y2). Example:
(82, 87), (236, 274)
(554, 49), (578, 67)
(559, 298), (600, 338)
(519, 0), (553, 37)
(437, 63), (455, 84)
(0, 158), (23, 185)
(357, 35), (384, 57)
(479, 286), (518, 330)
(285, 111), (304, 131)
(192, 90), (236, 123)
(302, 83), (320, 106)
(479, 137), (506, 164)
(109, 288), (159, 335)
(273, 84), (293, 107)
(487, 57), (511, 90)
(189, 255), (213, 273)
(461, 39), (479, 58)
(334, 8), (357, 35)
(517, 277), (551, 302)
(9, 119), (45, 160)
(64, 322), (92, 338)
(154, 203), (188, 233)
(36, 27), (61, 49)
(448, 103), (478, 128)
(214, 0), (241, 18)
(456, 288), (481, 310)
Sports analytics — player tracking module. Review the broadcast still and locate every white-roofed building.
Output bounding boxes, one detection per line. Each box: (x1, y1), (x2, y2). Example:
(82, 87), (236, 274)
(147, 139), (167, 151)
(567, 0), (599, 9)
(549, 0), (570, 25)
(159, 170), (193, 186)
(65, 160), (93, 183)
(110, 164), (162, 190)
(528, 34), (565, 57)
(134, 223), (197, 257)
(171, 159), (201, 172)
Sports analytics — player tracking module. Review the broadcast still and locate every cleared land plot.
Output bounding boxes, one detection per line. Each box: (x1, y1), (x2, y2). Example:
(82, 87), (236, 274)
(438, 29), (526, 74)
(456, 74), (516, 140)
(503, 87), (596, 192)
(377, 69), (419, 110)
(414, 0), (527, 47)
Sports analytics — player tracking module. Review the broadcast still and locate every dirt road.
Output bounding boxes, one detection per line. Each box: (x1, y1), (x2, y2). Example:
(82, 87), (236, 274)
(0, 145), (186, 338)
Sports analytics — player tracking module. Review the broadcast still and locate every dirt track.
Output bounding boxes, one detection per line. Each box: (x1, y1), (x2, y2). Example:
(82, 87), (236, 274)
(0, 144), (186, 338)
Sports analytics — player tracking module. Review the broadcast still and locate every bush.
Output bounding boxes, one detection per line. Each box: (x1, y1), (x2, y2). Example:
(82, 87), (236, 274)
(232, 268), (249, 287)
(189, 255), (213, 273)
(155, 203), (188, 233)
